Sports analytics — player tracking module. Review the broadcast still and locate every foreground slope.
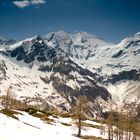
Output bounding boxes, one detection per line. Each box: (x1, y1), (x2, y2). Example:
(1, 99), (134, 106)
(0, 111), (108, 140)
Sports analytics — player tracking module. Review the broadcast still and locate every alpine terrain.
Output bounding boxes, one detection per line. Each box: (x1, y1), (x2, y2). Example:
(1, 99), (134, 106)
(0, 30), (140, 116)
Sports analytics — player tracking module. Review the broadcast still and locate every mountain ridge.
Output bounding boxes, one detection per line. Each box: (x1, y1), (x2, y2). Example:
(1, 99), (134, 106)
(0, 31), (140, 115)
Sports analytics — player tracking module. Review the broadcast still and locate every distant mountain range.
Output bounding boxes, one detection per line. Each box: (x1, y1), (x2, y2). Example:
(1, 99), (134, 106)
(0, 31), (140, 116)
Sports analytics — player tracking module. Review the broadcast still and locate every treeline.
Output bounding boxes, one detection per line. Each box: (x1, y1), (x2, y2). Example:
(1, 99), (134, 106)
(0, 86), (28, 110)
(0, 86), (50, 111)
(103, 101), (140, 140)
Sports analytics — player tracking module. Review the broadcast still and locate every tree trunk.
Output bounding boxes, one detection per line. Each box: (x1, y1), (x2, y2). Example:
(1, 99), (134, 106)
(111, 126), (114, 140)
(77, 118), (81, 137)
(116, 128), (119, 140)
(108, 126), (111, 140)
(128, 131), (131, 140)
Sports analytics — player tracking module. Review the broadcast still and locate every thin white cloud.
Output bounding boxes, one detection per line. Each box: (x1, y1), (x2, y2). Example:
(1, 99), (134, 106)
(31, 0), (45, 4)
(13, 0), (30, 8)
(13, 0), (46, 8)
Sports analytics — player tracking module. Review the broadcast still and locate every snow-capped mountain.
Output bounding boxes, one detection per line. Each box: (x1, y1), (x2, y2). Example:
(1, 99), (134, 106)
(44, 31), (140, 75)
(43, 30), (114, 63)
(0, 31), (140, 114)
(0, 36), (16, 48)
(44, 31), (140, 105)
(0, 35), (111, 116)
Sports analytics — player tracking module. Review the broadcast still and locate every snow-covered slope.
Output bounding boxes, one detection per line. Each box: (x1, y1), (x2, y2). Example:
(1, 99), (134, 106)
(0, 110), (109, 140)
(0, 53), (72, 111)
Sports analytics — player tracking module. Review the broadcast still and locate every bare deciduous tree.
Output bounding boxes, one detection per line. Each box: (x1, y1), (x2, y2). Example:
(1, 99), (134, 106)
(75, 95), (88, 137)
(2, 85), (13, 109)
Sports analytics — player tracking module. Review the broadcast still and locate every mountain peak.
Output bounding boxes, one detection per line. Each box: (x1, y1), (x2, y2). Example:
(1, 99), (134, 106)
(53, 30), (70, 40)
(73, 31), (98, 39)
(55, 30), (68, 35)
(43, 30), (70, 42)
(28, 35), (43, 41)
(118, 32), (140, 47)
(134, 32), (140, 37)
(125, 32), (140, 39)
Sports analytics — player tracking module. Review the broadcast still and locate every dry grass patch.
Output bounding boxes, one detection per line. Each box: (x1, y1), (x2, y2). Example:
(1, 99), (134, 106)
(23, 108), (55, 124)
(81, 122), (101, 129)
(81, 135), (104, 140)
(51, 110), (71, 118)
(0, 109), (21, 120)
(61, 122), (72, 126)
(41, 116), (54, 124)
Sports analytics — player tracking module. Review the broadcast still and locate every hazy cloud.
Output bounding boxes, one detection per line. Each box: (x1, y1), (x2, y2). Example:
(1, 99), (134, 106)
(13, 0), (46, 8)
(13, 0), (29, 8)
